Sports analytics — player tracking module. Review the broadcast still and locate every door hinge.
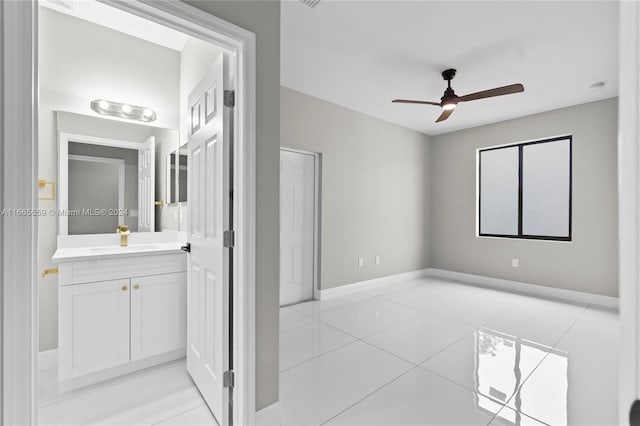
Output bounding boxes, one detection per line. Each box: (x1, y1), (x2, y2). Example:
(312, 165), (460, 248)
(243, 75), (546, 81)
(181, 242), (191, 253)
(224, 90), (235, 108)
(223, 370), (235, 388)
(223, 230), (235, 248)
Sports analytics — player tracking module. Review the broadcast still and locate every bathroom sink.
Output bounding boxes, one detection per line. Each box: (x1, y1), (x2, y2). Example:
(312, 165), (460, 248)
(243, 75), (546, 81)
(123, 244), (161, 251)
(89, 244), (161, 253)
(52, 240), (184, 263)
(88, 247), (111, 253)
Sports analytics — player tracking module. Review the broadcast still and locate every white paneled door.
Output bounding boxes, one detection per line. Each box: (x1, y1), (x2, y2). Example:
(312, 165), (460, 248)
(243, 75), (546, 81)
(186, 54), (232, 425)
(138, 136), (155, 232)
(280, 149), (316, 306)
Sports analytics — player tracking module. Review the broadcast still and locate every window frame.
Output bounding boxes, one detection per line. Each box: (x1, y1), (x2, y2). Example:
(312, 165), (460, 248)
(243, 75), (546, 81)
(477, 135), (573, 242)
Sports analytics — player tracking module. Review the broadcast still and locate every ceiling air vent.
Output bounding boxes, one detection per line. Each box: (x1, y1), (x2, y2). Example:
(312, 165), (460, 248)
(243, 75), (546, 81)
(47, 0), (74, 10)
(299, 0), (321, 8)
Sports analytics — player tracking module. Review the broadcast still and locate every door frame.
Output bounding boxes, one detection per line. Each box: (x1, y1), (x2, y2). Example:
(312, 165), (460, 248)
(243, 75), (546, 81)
(619, 1), (640, 424)
(280, 147), (322, 302)
(0, 1), (257, 425)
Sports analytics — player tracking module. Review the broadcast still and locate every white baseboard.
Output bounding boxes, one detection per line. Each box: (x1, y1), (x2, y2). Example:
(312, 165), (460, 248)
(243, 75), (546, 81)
(59, 349), (185, 391)
(39, 349), (58, 370)
(429, 268), (619, 309)
(255, 401), (281, 426)
(315, 267), (618, 309)
(318, 268), (430, 300)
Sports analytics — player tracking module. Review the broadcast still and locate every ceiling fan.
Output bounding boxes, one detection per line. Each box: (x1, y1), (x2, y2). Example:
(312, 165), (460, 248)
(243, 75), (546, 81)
(392, 69), (525, 123)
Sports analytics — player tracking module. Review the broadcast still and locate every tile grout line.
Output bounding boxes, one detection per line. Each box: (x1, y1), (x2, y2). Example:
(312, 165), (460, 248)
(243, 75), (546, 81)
(151, 402), (208, 426)
(280, 283), (592, 426)
(280, 306), (424, 376)
(487, 303), (590, 426)
(280, 316), (418, 374)
(319, 365), (422, 426)
(278, 338), (359, 374)
(281, 308), (491, 418)
(280, 286), (526, 379)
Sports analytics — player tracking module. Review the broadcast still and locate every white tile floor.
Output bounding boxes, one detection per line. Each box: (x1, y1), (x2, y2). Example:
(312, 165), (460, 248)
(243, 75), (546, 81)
(39, 360), (217, 425)
(39, 276), (618, 426)
(280, 277), (619, 426)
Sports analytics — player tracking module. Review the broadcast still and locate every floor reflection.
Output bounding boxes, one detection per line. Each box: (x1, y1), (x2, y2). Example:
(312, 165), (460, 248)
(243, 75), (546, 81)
(475, 327), (568, 425)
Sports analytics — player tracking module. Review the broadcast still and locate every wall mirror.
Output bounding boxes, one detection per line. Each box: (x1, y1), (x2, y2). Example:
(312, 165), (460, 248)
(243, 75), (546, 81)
(59, 133), (156, 235)
(57, 112), (181, 235)
(167, 142), (188, 205)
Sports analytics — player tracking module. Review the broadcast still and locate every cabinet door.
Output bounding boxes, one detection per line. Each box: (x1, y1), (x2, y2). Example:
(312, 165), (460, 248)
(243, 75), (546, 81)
(130, 272), (187, 360)
(59, 279), (130, 380)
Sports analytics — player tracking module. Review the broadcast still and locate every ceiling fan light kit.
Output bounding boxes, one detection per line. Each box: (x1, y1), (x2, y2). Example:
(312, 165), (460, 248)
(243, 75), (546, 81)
(392, 68), (525, 123)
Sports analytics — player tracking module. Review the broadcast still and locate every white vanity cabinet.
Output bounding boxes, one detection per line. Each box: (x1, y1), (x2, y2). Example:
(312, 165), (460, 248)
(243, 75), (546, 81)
(130, 272), (187, 360)
(57, 250), (187, 383)
(59, 278), (131, 379)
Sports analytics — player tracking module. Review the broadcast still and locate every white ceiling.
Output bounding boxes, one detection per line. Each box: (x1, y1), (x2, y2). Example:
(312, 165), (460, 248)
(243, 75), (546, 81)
(282, 1), (619, 135)
(40, 0), (189, 51)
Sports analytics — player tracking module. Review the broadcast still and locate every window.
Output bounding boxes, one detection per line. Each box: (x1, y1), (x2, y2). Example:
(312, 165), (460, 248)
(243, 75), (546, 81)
(478, 135), (572, 241)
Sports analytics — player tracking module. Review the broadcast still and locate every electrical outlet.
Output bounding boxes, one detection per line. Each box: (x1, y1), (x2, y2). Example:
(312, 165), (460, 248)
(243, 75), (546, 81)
(512, 258), (519, 268)
(375, 256), (380, 265)
(358, 257), (364, 267)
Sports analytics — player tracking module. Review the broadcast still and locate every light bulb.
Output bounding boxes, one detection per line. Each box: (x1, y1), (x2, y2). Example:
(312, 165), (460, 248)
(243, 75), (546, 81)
(98, 100), (109, 110)
(143, 108), (154, 118)
(122, 104), (132, 114)
(442, 103), (456, 111)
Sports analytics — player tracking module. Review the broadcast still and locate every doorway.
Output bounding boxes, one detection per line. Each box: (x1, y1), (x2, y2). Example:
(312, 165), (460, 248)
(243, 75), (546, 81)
(280, 148), (321, 306)
(1, 1), (257, 425)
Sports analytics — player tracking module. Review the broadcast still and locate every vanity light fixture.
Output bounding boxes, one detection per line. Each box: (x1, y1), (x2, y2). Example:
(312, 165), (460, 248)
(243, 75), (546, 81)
(91, 99), (157, 122)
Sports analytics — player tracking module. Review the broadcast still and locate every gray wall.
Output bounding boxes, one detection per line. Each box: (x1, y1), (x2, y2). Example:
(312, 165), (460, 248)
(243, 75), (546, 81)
(182, 0), (281, 410)
(281, 87), (432, 289)
(430, 98), (618, 297)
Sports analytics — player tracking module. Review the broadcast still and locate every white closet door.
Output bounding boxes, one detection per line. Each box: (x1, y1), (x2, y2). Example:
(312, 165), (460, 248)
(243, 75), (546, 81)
(280, 149), (315, 306)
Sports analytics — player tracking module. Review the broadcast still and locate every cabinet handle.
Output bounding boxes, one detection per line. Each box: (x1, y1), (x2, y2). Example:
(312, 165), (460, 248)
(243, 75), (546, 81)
(122, 286), (128, 291)
(134, 284), (140, 290)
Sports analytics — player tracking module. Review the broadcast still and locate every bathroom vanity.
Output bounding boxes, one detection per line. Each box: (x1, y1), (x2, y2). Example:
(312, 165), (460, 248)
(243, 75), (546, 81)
(52, 235), (187, 385)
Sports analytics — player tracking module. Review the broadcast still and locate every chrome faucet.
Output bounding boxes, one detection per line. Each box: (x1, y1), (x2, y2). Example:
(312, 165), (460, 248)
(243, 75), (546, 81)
(116, 225), (130, 247)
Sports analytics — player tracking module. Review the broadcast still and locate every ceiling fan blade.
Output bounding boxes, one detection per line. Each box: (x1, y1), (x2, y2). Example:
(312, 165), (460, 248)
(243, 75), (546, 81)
(436, 108), (454, 123)
(457, 84), (524, 103)
(392, 99), (441, 106)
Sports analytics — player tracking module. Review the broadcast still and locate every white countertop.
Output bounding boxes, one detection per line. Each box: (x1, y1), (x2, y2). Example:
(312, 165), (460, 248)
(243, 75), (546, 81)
(52, 242), (185, 263)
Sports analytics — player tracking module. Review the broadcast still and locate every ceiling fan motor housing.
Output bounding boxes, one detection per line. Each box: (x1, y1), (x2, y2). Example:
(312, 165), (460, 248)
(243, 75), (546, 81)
(442, 68), (457, 81)
(440, 69), (458, 106)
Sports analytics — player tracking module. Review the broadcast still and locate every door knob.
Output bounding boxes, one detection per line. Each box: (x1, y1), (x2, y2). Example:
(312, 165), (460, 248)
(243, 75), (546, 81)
(134, 284), (140, 290)
(122, 286), (128, 291)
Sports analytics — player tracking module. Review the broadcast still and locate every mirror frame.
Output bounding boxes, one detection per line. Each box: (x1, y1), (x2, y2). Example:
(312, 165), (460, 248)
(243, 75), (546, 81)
(178, 141), (188, 205)
(58, 132), (149, 235)
(166, 151), (177, 205)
